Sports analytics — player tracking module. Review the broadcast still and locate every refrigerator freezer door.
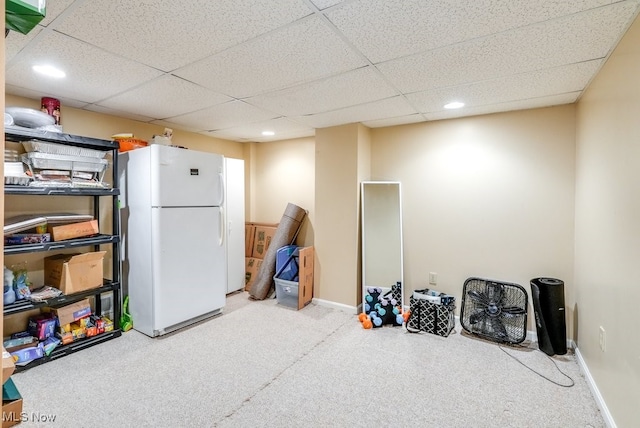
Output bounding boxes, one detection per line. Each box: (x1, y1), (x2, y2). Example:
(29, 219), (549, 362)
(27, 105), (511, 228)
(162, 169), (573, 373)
(151, 206), (226, 333)
(150, 145), (224, 207)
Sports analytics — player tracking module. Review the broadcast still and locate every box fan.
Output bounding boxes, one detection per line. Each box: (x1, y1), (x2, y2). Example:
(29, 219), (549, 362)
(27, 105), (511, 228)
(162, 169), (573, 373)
(460, 277), (528, 344)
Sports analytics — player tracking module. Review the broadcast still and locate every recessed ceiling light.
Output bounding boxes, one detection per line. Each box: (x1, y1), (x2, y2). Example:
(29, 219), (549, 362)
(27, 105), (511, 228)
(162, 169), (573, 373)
(261, 130), (275, 136)
(32, 65), (66, 78)
(444, 101), (465, 109)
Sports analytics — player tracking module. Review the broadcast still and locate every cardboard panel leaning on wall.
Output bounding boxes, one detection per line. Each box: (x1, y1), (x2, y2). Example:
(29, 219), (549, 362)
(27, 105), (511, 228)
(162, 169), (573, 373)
(297, 246), (314, 309)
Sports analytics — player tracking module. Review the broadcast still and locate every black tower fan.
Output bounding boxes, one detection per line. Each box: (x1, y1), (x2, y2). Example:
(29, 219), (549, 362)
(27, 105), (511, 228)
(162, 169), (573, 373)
(530, 277), (567, 356)
(460, 277), (528, 344)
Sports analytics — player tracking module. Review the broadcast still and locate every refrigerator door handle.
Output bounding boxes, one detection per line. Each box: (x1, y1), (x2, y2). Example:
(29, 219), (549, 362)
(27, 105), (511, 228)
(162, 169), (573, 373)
(219, 207), (225, 247)
(218, 172), (225, 207)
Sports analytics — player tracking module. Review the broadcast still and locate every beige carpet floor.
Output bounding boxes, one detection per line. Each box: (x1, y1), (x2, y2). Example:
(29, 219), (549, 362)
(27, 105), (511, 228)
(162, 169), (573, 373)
(12, 291), (604, 427)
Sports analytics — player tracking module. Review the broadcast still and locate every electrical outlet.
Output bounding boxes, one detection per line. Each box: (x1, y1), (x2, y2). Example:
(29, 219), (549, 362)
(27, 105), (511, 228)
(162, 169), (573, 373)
(429, 272), (437, 285)
(599, 326), (606, 352)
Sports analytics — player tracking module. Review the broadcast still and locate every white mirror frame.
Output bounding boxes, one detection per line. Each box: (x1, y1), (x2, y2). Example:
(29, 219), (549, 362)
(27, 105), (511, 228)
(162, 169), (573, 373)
(361, 181), (404, 313)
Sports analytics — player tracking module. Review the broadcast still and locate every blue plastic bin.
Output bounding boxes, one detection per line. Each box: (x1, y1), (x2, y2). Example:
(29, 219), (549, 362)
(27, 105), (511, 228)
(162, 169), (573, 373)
(275, 245), (299, 281)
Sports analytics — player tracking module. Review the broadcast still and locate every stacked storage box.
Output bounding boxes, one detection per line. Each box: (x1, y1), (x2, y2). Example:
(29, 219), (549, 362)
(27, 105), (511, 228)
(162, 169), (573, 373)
(274, 246), (314, 310)
(244, 222), (278, 291)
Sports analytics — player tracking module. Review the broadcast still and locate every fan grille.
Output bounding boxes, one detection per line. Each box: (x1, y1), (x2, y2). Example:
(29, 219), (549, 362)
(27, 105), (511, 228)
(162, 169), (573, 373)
(460, 277), (528, 344)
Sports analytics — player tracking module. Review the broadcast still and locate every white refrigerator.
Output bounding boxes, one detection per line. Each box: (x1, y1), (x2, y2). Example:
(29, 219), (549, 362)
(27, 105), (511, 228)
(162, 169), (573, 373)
(119, 145), (226, 337)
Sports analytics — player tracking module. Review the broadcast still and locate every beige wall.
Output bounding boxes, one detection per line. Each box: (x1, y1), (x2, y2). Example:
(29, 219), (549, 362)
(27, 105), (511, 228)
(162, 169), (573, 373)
(356, 125), (371, 305)
(313, 124), (365, 307)
(371, 106), (577, 334)
(575, 15), (640, 428)
(247, 136), (315, 246)
(247, 107), (577, 320)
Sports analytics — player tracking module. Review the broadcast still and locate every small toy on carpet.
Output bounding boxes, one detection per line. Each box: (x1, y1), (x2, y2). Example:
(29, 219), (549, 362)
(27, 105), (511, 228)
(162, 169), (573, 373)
(358, 312), (372, 329)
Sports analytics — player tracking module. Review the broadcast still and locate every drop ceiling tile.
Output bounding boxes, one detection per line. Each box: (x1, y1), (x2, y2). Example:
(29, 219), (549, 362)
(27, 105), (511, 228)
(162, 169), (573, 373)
(362, 114), (426, 128)
(311, 0), (344, 10)
(293, 96), (418, 129)
(174, 16), (367, 98)
(163, 100), (279, 131)
(84, 104), (156, 124)
(53, 0), (313, 71)
(5, 25), (42, 63)
(5, 31), (164, 104)
(96, 75), (233, 120)
(244, 66), (398, 116)
(5, 1), (637, 141)
(326, 0), (614, 63)
(406, 60), (604, 113)
(424, 92), (580, 121)
(39, 0), (76, 27)
(378, 2), (640, 93)
(203, 117), (314, 142)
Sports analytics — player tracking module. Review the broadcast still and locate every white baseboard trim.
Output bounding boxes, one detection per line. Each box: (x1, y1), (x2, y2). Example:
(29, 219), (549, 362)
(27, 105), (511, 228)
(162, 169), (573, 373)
(574, 347), (616, 428)
(312, 298), (358, 314)
(453, 316), (576, 350)
(525, 330), (575, 351)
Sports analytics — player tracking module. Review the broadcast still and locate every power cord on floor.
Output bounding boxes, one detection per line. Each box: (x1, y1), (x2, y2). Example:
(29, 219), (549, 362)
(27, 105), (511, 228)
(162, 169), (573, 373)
(499, 345), (575, 388)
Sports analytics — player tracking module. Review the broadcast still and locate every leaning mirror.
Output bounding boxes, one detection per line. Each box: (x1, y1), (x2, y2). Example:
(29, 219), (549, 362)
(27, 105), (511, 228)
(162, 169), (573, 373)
(361, 181), (404, 325)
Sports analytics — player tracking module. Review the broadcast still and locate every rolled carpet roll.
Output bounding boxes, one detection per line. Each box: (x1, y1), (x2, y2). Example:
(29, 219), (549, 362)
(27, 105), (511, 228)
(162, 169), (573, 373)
(249, 203), (307, 300)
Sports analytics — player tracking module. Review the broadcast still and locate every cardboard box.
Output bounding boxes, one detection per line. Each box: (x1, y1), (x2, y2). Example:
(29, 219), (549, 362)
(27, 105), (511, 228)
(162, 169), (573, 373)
(1, 349), (14, 386)
(45, 299), (92, 326)
(48, 219), (99, 241)
(252, 225), (277, 259)
(245, 223), (255, 257)
(44, 251), (106, 294)
(274, 246), (314, 310)
(2, 378), (23, 428)
(244, 257), (263, 291)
